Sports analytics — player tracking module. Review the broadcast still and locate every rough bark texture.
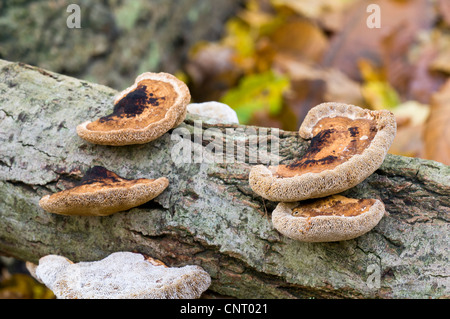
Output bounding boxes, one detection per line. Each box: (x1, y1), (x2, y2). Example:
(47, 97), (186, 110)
(0, 59), (449, 299)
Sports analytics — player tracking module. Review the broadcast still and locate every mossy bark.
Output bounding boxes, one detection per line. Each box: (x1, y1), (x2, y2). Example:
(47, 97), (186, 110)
(0, 60), (449, 299)
(0, 0), (240, 90)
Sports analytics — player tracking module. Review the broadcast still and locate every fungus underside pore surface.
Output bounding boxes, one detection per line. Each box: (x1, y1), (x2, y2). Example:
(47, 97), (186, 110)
(87, 79), (177, 131)
(277, 117), (377, 177)
(37, 166), (166, 217)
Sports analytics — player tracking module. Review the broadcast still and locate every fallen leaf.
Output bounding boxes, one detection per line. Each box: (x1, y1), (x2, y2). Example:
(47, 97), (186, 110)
(222, 18), (256, 61)
(220, 70), (290, 124)
(322, 0), (435, 88)
(274, 54), (364, 125)
(407, 31), (447, 104)
(389, 101), (430, 158)
(423, 79), (450, 165)
(360, 78), (400, 110)
(269, 18), (328, 63)
(358, 58), (401, 110)
(0, 273), (54, 299)
(271, 0), (358, 22)
(238, 0), (283, 33)
(323, 68), (364, 104)
(185, 43), (243, 101)
(438, 0), (450, 27)
(429, 30), (450, 74)
(392, 100), (430, 127)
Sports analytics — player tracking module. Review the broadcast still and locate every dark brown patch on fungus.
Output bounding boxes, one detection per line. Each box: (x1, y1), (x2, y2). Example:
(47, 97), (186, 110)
(39, 166), (169, 216)
(90, 81), (176, 131)
(77, 72), (190, 145)
(78, 166), (122, 185)
(249, 102), (396, 202)
(277, 117), (378, 177)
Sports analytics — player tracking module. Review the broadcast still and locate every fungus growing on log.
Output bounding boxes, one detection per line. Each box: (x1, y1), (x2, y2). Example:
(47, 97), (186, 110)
(28, 252), (211, 299)
(187, 101), (239, 124)
(39, 166), (169, 216)
(249, 103), (396, 202)
(77, 72), (191, 145)
(271, 195), (386, 242)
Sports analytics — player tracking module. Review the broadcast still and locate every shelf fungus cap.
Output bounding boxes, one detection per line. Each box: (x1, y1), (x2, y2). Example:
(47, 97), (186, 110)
(39, 166), (169, 216)
(77, 72), (191, 145)
(249, 102), (396, 202)
(272, 195), (386, 242)
(187, 101), (239, 124)
(33, 252), (211, 299)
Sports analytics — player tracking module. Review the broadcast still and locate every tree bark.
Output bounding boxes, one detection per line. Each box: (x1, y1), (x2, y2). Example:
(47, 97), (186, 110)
(0, 59), (449, 299)
(0, 0), (241, 91)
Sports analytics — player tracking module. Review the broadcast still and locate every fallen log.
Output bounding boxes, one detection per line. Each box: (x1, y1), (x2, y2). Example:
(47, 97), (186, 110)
(0, 59), (449, 298)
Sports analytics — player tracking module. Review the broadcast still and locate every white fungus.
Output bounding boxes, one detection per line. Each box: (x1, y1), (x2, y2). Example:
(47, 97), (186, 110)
(187, 101), (239, 124)
(32, 252), (211, 299)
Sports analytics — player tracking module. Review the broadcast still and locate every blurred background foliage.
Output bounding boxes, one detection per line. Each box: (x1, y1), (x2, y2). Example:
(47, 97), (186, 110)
(0, 256), (54, 299)
(0, 0), (449, 298)
(184, 0), (450, 165)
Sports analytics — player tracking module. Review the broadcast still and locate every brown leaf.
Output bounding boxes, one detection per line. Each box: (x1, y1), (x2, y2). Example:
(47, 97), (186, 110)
(273, 55), (364, 124)
(429, 31), (450, 75)
(185, 43), (243, 102)
(269, 18), (328, 63)
(0, 273), (55, 299)
(408, 33), (447, 104)
(389, 101), (430, 158)
(271, 0), (358, 28)
(423, 79), (450, 165)
(438, 0), (450, 27)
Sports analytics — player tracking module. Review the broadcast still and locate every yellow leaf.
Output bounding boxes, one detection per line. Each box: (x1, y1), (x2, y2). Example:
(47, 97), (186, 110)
(361, 81), (401, 110)
(220, 70), (290, 124)
(389, 101), (430, 158)
(358, 59), (400, 110)
(271, 0), (358, 20)
(222, 18), (255, 59)
(0, 273), (55, 299)
(358, 59), (385, 82)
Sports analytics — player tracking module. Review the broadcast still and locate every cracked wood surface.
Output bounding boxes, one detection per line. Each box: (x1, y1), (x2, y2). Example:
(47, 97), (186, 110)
(0, 59), (449, 298)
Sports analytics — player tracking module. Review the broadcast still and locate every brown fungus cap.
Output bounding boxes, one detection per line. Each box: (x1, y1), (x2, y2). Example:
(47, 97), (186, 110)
(32, 252), (211, 299)
(272, 195), (386, 242)
(249, 102), (396, 202)
(77, 72), (190, 146)
(39, 166), (169, 216)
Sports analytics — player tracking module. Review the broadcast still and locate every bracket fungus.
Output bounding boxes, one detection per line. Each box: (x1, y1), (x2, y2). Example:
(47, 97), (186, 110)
(39, 166), (169, 216)
(30, 252), (211, 299)
(77, 72), (191, 146)
(271, 195), (386, 242)
(249, 102), (396, 202)
(187, 101), (239, 124)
